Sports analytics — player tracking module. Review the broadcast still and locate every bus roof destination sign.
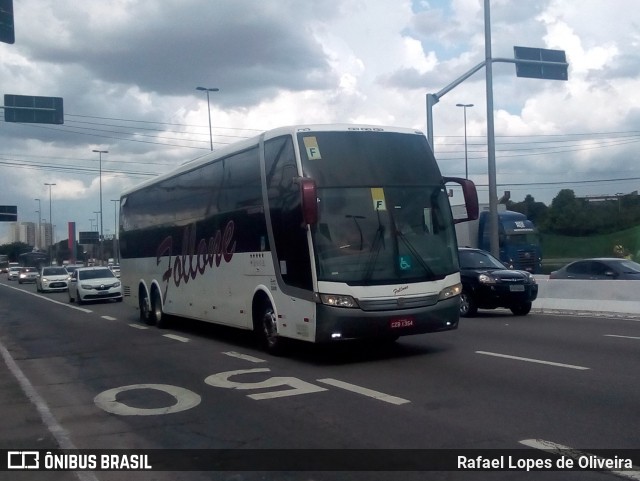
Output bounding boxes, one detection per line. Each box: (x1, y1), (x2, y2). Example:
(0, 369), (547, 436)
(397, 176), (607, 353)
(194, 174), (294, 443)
(3, 94), (64, 124)
(514, 46), (568, 81)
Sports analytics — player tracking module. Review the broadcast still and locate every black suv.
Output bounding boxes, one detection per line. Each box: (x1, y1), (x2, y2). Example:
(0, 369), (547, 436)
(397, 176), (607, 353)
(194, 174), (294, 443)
(458, 247), (538, 317)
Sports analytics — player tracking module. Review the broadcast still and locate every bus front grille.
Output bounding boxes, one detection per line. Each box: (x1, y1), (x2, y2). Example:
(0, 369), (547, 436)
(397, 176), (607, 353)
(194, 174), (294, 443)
(358, 294), (439, 312)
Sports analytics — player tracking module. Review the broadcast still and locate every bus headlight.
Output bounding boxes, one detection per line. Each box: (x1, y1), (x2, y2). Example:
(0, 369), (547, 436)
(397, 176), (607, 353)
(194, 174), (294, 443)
(438, 283), (462, 300)
(320, 294), (359, 308)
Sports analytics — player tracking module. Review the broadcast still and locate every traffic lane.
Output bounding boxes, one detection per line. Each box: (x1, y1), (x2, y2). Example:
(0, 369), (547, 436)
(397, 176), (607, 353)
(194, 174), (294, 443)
(455, 311), (639, 384)
(0, 308), (618, 481)
(263, 311), (639, 450)
(403, 313), (639, 448)
(0, 290), (631, 481)
(0, 288), (515, 481)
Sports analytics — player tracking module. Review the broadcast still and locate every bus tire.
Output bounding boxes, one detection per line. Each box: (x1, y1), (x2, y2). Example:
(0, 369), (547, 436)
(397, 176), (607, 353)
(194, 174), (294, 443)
(139, 289), (154, 325)
(258, 303), (285, 355)
(151, 289), (169, 328)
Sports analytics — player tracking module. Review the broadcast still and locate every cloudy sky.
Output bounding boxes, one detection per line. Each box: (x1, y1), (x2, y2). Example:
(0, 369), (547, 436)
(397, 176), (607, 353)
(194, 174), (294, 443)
(2, 0), (640, 245)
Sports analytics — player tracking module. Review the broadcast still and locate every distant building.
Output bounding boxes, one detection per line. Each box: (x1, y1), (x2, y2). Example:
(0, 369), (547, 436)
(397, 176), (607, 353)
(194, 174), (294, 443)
(9, 222), (54, 247)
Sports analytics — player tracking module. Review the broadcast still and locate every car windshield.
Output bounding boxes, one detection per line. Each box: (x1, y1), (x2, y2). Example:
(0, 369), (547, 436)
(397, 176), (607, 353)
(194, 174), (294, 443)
(21, 267), (36, 272)
(43, 267), (68, 275)
(459, 250), (505, 270)
(79, 268), (115, 280)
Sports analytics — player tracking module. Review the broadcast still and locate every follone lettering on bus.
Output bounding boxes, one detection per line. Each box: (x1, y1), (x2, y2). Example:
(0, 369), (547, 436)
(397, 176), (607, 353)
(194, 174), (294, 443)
(156, 221), (236, 288)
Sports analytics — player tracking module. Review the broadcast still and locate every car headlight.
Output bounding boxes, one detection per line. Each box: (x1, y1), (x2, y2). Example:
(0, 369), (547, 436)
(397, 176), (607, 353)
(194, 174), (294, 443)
(526, 273), (536, 284)
(320, 294), (359, 308)
(438, 283), (462, 300)
(114, 282), (121, 288)
(478, 274), (497, 284)
(80, 284), (93, 289)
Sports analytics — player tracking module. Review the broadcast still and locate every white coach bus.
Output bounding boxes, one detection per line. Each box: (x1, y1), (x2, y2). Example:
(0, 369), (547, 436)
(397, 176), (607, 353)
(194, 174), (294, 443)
(119, 124), (478, 353)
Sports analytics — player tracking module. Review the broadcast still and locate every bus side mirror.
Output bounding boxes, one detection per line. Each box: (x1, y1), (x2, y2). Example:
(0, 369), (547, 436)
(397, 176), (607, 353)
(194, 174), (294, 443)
(298, 177), (318, 226)
(443, 177), (479, 223)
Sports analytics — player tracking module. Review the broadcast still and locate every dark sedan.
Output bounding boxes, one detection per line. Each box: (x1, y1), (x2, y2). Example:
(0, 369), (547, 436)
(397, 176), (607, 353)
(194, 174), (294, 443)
(549, 258), (640, 280)
(458, 247), (538, 317)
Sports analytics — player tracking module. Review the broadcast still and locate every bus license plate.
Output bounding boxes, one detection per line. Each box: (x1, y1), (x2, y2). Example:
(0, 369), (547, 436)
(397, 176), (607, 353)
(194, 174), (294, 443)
(390, 317), (414, 329)
(510, 285), (525, 292)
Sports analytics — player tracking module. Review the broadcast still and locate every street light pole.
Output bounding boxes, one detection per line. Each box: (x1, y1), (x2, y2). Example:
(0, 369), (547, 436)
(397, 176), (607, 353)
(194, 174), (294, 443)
(456, 103), (474, 179)
(196, 86), (219, 151)
(44, 183), (56, 264)
(34, 198), (41, 249)
(92, 149), (108, 265)
(111, 199), (119, 263)
(93, 211), (101, 264)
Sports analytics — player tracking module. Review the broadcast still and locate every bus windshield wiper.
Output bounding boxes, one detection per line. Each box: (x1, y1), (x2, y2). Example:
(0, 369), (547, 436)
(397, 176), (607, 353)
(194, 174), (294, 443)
(363, 210), (386, 281)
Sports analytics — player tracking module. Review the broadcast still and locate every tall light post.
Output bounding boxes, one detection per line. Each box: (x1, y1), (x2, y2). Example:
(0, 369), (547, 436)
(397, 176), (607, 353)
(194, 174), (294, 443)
(93, 211), (101, 264)
(92, 149), (108, 265)
(111, 199), (120, 262)
(44, 183), (56, 264)
(456, 103), (474, 179)
(196, 86), (219, 151)
(34, 198), (41, 249)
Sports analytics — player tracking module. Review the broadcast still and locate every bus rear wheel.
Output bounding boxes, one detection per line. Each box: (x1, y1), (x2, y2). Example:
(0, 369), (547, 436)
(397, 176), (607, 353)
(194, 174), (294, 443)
(151, 289), (168, 328)
(139, 290), (154, 325)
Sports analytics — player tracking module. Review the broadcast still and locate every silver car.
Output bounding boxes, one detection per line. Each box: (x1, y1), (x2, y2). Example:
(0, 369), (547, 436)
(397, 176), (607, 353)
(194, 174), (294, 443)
(18, 267), (39, 284)
(36, 266), (70, 292)
(7, 266), (21, 281)
(68, 267), (123, 304)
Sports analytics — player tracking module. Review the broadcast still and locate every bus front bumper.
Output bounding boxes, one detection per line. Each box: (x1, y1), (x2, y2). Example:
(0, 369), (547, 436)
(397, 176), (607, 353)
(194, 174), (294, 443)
(314, 296), (460, 343)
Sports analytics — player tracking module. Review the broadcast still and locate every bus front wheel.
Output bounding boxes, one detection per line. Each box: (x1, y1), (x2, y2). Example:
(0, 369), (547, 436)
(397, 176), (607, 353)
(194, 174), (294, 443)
(259, 304), (285, 355)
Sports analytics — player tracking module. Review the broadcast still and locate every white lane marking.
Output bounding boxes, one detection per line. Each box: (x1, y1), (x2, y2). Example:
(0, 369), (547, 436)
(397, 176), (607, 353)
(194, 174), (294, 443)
(476, 351), (590, 370)
(222, 351), (267, 363)
(605, 334), (640, 340)
(163, 334), (189, 343)
(101, 316), (117, 321)
(520, 439), (640, 480)
(317, 378), (410, 405)
(0, 340), (99, 481)
(129, 323), (149, 329)
(204, 368), (327, 400)
(95, 384), (201, 416)
(0, 283), (93, 313)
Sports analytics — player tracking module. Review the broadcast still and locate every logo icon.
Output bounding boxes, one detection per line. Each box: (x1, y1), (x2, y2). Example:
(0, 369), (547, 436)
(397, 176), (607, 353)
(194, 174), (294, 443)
(8, 451), (39, 469)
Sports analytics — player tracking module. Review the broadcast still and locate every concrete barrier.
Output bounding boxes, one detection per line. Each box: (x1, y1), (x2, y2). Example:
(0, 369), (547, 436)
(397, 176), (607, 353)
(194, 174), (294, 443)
(533, 277), (640, 317)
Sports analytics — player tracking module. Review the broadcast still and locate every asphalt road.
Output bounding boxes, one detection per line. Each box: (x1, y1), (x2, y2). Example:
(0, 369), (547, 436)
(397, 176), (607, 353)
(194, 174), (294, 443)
(0, 277), (638, 481)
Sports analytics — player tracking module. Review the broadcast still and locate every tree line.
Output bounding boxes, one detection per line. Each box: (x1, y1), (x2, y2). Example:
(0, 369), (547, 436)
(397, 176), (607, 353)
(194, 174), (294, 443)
(504, 189), (640, 236)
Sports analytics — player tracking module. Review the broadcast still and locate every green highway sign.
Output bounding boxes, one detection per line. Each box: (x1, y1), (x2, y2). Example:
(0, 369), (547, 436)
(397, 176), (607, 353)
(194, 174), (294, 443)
(514, 46), (568, 81)
(0, 205), (17, 222)
(4, 94), (64, 124)
(0, 0), (14, 44)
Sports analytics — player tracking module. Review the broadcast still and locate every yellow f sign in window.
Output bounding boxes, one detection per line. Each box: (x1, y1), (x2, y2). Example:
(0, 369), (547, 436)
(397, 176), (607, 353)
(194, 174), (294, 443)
(371, 187), (386, 211)
(303, 136), (322, 160)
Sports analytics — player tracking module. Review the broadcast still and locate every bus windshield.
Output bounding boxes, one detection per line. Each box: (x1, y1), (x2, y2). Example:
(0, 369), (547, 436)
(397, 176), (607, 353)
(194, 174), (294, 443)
(312, 185), (458, 285)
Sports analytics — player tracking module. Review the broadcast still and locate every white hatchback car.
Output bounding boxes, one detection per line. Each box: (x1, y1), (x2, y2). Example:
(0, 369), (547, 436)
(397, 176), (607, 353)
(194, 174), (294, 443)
(68, 267), (123, 304)
(36, 266), (70, 292)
